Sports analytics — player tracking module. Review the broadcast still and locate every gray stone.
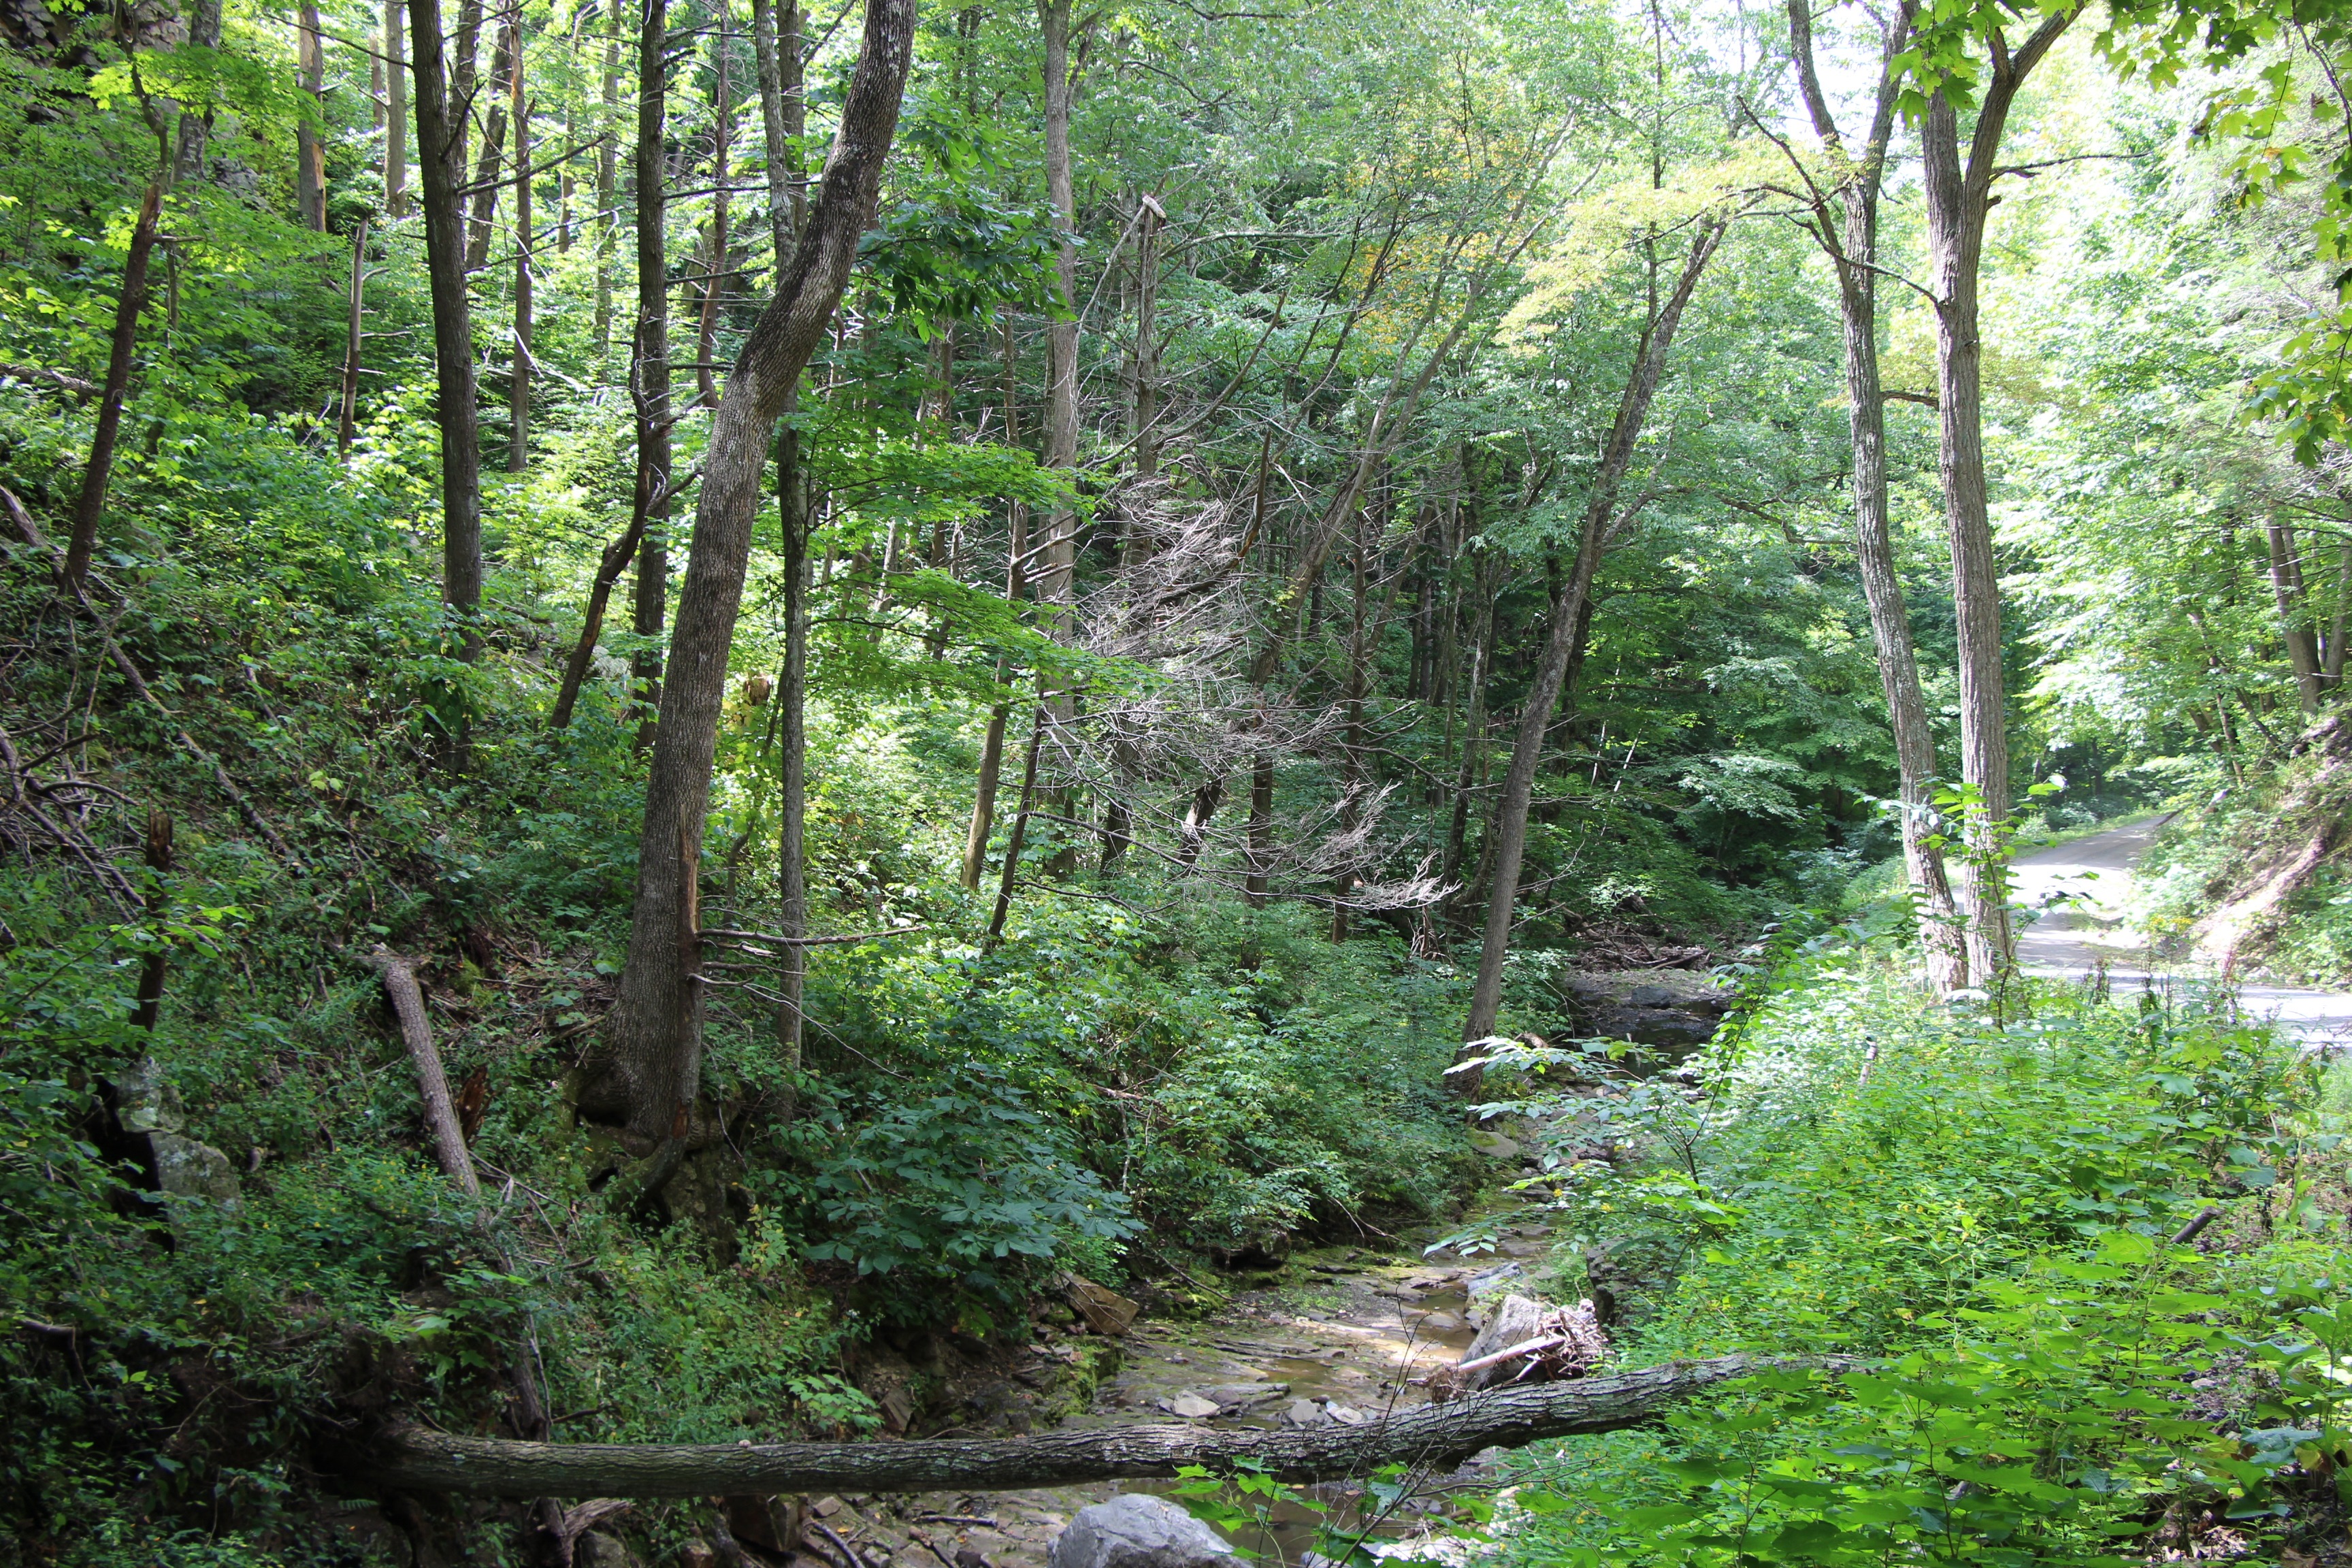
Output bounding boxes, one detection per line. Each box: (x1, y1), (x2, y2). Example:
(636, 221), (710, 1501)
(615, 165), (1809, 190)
(1166, 1394), (1219, 1419)
(1284, 1399), (1322, 1426)
(575, 1533), (644, 1568)
(1047, 1495), (1234, 1568)
(1466, 1130), (1522, 1161)
(112, 1056), (239, 1214)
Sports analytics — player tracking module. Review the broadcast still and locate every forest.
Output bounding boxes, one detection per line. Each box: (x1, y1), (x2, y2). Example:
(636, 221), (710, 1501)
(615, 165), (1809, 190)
(12, 0), (2352, 1560)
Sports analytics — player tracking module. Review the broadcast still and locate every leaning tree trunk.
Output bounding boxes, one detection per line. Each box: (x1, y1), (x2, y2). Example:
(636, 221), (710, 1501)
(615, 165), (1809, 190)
(1463, 218), (1727, 1045)
(591, 0), (917, 1145)
(1784, 0), (1964, 993)
(65, 178), (163, 592)
(409, 0), (485, 667)
(369, 1355), (1822, 1499)
(1918, 16), (2069, 985)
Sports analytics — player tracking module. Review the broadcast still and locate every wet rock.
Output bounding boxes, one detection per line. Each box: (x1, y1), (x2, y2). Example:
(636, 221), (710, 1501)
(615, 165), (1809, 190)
(1558, 970), (1733, 1054)
(1047, 1495), (1233, 1568)
(1412, 1311), (1463, 1333)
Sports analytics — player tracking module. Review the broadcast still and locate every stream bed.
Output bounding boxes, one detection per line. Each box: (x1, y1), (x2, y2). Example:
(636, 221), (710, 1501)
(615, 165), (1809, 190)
(842, 1218), (1561, 1568)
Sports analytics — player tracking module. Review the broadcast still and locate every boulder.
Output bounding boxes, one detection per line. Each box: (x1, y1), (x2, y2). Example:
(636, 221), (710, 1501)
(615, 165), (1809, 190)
(1066, 1276), (1141, 1337)
(1047, 1495), (1235, 1568)
(576, 1533), (644, 1568)
(110, 1056), (240, 1214)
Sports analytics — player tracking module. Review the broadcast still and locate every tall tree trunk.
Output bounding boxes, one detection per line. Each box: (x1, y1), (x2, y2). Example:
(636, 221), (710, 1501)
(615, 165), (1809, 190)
(592, 0), (916, 1145)
(1333, 525), (1369, 941)
(772, 417), (809, 1077)
(963, 318), (1025, 889)
(383, 0), (408, 216)
(749, 0), (801, 261)
(696, 19), (733, 408)
(1243, 746), (1273, 908)
(1036, 0), (1080, 632)
(1784, 0), (1964, 992)
(464, 18), (515, 274)
(2268, 521), (2323, 714)
(630, 0), (675, 751)
(2328, 542), (2351, 690)
(1443, 554), (1498, 901)
(173, 0), (225, 183)
(1036, 0), (1081, 871)
(593, 0), (619, 365)
(1463, 218), (1726, 1046)
(1918, 14), (2070, 983)
(297, 0), (328, 229)
(338, 220), (369, 457)
(65, 179), (164, 592)
(509, 35), (532, 470)
(1127, 192), (1162, 561)
(410, 0), (485, 664)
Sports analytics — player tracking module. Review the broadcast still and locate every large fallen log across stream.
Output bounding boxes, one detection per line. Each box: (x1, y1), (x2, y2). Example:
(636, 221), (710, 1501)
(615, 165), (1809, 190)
(373, 1354), (1828, 1499)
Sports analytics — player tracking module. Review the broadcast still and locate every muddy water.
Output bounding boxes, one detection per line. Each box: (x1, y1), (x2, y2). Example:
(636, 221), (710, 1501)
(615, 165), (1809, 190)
(867, 1221), (1560, 1568)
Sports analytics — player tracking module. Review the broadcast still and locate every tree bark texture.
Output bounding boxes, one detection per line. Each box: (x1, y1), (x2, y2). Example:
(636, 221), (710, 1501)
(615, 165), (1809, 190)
(772, 417), (810, 1072)
(1784, 0), (1964, 992)
(364, 949), (483, 1195)
(593, 0), (618, 362)
(963, 317), (1028, 890)
(696, 22), (733, 408)
(65, 179), (163, 592)
(749, 0), (800, 261)
(1463, 218), (1726, 1045)
(510, 32), (532, 471)
(464, 20), (515, 275)
(1919, 15), (2070, 981)
(1036, 0), (1080, 637)
(595, 0), (917, 1142)
(338, 220), (369, 457)
(409, 0), (486, 661)
(297, 0), (328, 230)
(370, 1355), (1806, 1499)
(630, 0), (676, 749)
(384, 0), (408, 216)
(173, 0), (225, 184)
(2267, 522), (2322, 714)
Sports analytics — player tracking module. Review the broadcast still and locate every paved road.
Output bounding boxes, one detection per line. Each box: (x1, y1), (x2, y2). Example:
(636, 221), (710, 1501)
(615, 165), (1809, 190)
(2010, 816), (2352, 1047)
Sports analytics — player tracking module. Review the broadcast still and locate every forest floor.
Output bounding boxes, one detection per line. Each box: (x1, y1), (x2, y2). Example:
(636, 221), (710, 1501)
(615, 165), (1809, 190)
(834, 1209), (1558, 1568)
(2012, 815), (2352, 1043)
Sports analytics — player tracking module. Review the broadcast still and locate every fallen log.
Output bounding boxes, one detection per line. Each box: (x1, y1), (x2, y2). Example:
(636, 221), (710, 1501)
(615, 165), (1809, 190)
(370, 1354), (1831, 1499)
(363, 947), (481, 1196)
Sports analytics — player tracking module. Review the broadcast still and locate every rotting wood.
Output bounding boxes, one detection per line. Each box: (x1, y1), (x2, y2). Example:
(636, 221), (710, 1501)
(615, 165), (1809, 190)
(363, 947), (483, 1195)
(368, 1354), (1828, 1498)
